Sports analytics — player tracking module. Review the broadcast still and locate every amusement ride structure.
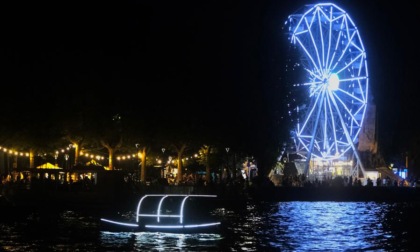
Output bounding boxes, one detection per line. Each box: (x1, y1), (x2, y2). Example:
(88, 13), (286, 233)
(284, 3), (369, 181)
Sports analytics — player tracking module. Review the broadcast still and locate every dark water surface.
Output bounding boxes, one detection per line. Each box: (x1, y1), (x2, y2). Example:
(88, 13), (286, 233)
(1, 201), (420, 251)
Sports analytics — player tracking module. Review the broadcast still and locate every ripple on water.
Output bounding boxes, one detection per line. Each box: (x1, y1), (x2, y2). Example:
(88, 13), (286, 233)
(1, 201), (420, 250)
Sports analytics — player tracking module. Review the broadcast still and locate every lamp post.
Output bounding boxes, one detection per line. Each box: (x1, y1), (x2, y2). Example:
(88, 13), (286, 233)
(135, 143), (141, 182)
(161, 148), (166, 178)
(6, 150), (10, 174)
(54, 152), (59, 167)
(225, 147), (230, 179)
(13, 152), (18, 169)
(63, 154), (70, 184)
(65, 154), (69, 169)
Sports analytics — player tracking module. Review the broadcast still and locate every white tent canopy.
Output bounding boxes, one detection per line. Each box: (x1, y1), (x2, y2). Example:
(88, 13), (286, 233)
(36, 162), (62, 169)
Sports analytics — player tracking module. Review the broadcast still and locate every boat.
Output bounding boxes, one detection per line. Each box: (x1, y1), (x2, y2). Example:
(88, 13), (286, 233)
(100, 194), (221, 233)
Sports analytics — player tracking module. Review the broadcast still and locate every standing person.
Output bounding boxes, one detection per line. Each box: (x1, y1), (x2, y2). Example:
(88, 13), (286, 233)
(249, 162), (258, 179)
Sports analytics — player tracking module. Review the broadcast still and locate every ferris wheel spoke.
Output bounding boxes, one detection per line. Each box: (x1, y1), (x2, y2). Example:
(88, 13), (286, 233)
(325, 5), (333, 70)
(336, 86), (366, 104)
(331, 30), (358, 71)
(350, 41), (364, 55)
(356, 55), (366, 76)
(331, 13), (345, 22)
(337, 140), (349, 146)
(327, 18), (345, 71)
(334, 52), (363, 76)
(309, 80), (324, 97)
(316, 9), (326, 69)
(332, 92), (362, 127)
(326, 33), (342, 71)
(356, 57), (369, 102)
(317, 6), (341, 72)
(355, 30), (367, 53)
(322, 97), (328, 151)
(333, 91), (363, 124)
(295, 37), (322, 76)
(328, 91), (358, 145)
(304, 69), (323, 83)
(304, 16), (323, 73)
(326, 92), (339, 154)
(317, 5), (332, 22)
(297, 136), (311, 152)
(299, 87), (324, 132)
(326, 144), (335, 157)
(298, 134), (316, 139)
(344, 16), (351, 44)
(292, 29), (309, 37)
(313, 140), (321, 153)
(353, 104), (367, 123)
(338, 76), (366, 82)
(338, 74), (368, 103)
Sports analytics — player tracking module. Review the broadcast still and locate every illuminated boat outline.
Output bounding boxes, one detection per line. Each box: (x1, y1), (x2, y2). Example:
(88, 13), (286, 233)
(100, 194), (221, 231)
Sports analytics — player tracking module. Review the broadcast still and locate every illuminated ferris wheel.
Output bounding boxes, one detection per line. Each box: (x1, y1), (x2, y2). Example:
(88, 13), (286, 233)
(285, 3), (369, 174)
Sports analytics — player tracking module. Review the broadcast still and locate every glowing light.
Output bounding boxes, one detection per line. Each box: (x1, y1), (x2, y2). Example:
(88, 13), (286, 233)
(328, 73), (339, 91)
(146, 222), (221, 229)
(157, 195), (169, 222)
(146, 224), (183, 229)
(184, 222), (221, 228)
(180, 196), (190, 223)
(132, 194), (218, 227)
(286, 3), (368, 161)
(100, 218), (139, 227)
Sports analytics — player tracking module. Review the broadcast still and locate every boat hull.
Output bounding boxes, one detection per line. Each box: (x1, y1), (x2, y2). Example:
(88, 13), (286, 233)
(100, 218), (222, 233)
(100, 194), (222, 233)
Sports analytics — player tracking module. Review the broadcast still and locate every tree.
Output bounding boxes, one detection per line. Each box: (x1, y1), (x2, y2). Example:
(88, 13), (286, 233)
(201, 145), (212, 183)
(100, 137), (122, 171)
(196, 145), (222, 184)
(137, 145), (148, 183)
(5, 114), (64, 169)
(58, 102), (103, 167)
(95, 114), (125, 170)
(172, 142), (187, 184)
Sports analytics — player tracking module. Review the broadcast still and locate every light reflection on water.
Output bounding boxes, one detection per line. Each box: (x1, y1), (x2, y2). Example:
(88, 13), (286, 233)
(218, 201), (420, 251)
(1, 201), (420, 251)
(266, 202), (394, 250)
(100, 231), (223, 251)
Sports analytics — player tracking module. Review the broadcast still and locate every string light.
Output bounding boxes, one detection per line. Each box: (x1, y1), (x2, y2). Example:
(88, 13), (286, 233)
(0, 144), (204, 164)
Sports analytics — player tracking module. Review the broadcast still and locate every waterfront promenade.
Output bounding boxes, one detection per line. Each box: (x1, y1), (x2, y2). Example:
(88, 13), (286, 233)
(2, 175), (420, 211)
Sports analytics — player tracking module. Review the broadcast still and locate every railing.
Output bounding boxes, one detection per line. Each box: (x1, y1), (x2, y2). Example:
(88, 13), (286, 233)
(135, 194), (217, 224)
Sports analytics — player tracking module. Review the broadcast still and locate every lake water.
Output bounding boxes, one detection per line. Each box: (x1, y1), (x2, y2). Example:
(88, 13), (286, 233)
(1, 200), (420, 251)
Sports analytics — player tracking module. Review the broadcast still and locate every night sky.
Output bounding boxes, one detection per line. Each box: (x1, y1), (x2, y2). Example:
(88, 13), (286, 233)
(1, 0), (419, 161)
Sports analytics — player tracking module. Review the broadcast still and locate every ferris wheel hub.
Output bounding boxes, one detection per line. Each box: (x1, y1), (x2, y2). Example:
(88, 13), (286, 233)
(327, 73), (339, 91)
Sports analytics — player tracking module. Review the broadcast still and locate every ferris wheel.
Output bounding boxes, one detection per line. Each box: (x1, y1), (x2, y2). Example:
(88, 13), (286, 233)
(285, 3), (368, 172)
